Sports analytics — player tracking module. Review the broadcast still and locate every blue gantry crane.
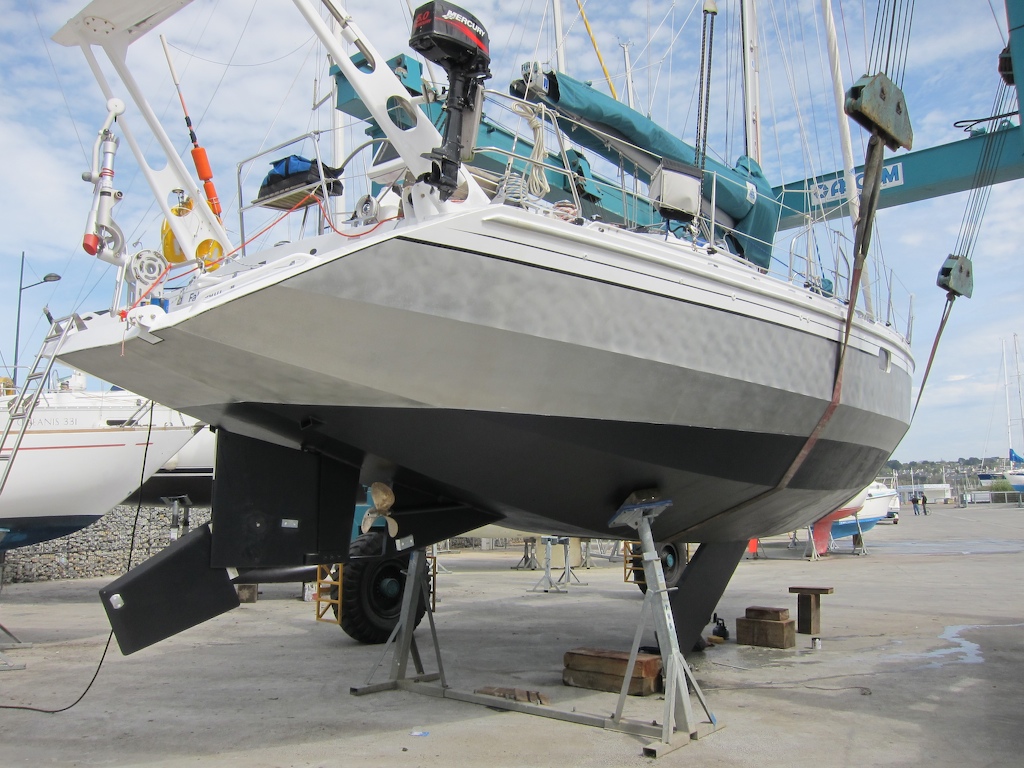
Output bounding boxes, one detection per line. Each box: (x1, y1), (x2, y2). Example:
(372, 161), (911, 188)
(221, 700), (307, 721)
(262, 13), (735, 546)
(775, 0), (1024, 231)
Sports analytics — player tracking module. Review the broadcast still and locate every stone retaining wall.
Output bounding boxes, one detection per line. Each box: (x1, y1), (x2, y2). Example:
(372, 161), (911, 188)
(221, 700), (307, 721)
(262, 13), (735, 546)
(3, 510), (528, 584)
(3, 505), (211, 583)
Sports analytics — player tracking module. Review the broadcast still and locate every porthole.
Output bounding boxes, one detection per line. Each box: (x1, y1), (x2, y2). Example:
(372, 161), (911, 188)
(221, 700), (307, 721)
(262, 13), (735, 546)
(878, 347), (891, 372)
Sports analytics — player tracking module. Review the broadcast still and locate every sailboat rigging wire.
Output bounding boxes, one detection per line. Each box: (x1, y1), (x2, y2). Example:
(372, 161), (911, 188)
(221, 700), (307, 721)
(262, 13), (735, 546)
(0, 404), (157, 715)
(29, 4), (88, 166)
(163, 36), (317, 67)
(574, 0), (618, 98)
(987, 0), (1009, 46)
(648, 2), (702, 124)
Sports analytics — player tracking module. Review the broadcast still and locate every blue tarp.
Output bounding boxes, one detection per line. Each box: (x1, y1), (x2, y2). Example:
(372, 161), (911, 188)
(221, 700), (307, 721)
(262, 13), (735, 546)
(533, 72), (781, 268)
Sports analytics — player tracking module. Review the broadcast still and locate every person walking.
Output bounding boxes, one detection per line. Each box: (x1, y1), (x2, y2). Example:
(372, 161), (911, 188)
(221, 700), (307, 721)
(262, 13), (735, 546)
(911, 494), (920, 515)
(921, 492), (929, 515)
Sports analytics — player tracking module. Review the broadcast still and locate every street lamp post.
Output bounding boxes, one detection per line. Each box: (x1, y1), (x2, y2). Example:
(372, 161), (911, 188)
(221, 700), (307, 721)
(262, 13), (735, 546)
(13, 251), (61, 389)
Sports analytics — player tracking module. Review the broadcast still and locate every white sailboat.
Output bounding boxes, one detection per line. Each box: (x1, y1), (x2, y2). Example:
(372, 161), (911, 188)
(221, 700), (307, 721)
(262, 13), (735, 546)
(44, 0), (914, 648)
(0, 372), (202, 549)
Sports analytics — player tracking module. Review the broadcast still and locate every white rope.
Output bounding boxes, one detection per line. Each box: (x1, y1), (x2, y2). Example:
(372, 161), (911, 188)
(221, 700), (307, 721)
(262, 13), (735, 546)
(511, 101), (552, 197)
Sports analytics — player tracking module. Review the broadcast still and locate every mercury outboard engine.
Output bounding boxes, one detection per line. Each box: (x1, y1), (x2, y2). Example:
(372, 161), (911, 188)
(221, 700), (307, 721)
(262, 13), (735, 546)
(410, 1), (491, 199)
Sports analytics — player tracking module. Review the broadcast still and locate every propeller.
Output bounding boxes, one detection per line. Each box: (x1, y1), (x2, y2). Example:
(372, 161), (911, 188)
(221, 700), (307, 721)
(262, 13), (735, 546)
(360, 482), (398, 537)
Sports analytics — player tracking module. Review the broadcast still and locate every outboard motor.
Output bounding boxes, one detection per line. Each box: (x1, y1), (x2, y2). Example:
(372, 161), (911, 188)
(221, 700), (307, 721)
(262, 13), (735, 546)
(410, 1), (491, 199)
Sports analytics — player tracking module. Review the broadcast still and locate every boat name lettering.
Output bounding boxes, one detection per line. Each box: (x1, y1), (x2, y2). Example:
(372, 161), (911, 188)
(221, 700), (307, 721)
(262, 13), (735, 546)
(812, 162), (903, 205)
(28, 417), (77, 427)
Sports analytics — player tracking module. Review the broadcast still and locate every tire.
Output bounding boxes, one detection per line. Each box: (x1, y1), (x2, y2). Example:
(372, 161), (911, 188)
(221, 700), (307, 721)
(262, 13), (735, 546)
(338, 531), (427, 644)
(635, 540), (687, 594)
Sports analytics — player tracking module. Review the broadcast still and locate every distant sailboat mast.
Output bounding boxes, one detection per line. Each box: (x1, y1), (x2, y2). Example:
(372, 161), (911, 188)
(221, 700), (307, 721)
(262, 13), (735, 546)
(820, 0), (874, 316)
(1003, 338), (1015, 464)
(1015, 333), (1024, 461)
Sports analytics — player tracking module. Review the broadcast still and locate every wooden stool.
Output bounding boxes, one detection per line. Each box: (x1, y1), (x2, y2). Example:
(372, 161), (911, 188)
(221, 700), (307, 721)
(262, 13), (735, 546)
(788, 586), (834, 635)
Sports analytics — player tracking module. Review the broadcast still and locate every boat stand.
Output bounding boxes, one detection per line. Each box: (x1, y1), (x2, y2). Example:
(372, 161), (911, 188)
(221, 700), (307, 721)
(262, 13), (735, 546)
(804, 526), (823, 560)
(851, 513), (869, 556)
(350, 548), (446, 695)
(512, 536), (539, 570)
(529, 536), (571, 592)
(351, 499), (719, 758)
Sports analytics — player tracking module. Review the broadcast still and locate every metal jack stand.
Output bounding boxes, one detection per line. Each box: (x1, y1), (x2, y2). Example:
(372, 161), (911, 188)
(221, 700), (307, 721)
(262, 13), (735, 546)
(804, 526), (822, 561)
(348, 502), (719, 758)
(555, 538), (586, 586)
(851, 512), (869, 556)
(163, 495), (192, 542)
(607, 497), (720, 756)
(530, 536), (569, 592)
(512, 537), (539, 570)
(431, 542), (452, 574)
(0, 542), (30, 672)
(351, 548), (446, 695)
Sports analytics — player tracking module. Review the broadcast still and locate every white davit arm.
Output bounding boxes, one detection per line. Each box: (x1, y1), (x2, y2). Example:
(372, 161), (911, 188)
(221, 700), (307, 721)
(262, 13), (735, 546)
(292, 0), (489, 212)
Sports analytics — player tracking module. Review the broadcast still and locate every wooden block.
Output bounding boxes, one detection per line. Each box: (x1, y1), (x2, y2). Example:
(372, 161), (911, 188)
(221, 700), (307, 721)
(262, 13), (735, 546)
(562, 667), (660, 696)
(235, 584), (258, 603)
(563, 647), (662, 679)
(788, 586), (834, 595)
(475, 686), (551, 706)
(736, 617), (796, 649)
(796, 593), (821, 634)
(745, 606), (790, 621)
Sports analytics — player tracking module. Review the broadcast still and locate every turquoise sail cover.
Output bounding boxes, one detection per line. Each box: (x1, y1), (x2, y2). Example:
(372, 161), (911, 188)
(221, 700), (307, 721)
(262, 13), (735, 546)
(534, 72), (781, 269)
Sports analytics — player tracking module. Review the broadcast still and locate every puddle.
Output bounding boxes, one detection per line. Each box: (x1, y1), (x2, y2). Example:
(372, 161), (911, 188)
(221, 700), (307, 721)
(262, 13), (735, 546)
(888, 622), (1024, 668)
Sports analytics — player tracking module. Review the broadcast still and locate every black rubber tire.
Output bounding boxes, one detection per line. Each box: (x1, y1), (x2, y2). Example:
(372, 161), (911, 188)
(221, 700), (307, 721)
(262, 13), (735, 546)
(337, 531), (427, 644)
(635, 540), (687, 594)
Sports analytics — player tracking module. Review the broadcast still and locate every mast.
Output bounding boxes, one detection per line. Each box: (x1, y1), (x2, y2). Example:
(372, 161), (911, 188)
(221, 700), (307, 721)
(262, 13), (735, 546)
(740, 0), (761, 163)
(1016, 333), (1024, 457)
(1004, 338), (1014, 462)
(820, 0), (874, 316)
(621, 42), (636, 109)
(552, 0), (567, 72)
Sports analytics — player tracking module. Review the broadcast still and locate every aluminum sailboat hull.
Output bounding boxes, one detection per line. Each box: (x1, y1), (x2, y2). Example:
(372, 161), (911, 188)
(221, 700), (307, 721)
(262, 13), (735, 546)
(57, 205), (912, 543)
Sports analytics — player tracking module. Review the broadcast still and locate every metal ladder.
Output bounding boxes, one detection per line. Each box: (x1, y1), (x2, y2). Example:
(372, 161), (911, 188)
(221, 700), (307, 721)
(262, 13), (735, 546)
(0, 313), (83, 497)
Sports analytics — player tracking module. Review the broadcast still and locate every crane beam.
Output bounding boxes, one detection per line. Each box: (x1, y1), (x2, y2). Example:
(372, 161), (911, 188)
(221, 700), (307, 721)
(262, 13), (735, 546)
(773, 124), (1024, 231)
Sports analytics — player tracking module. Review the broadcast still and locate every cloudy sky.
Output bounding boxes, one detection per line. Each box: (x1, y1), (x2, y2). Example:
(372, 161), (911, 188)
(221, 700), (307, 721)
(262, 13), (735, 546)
(1, 0), (1021, 463)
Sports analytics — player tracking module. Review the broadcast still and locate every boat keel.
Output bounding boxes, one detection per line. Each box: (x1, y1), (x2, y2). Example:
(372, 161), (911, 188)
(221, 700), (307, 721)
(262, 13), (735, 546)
(669, 539), (749, 652)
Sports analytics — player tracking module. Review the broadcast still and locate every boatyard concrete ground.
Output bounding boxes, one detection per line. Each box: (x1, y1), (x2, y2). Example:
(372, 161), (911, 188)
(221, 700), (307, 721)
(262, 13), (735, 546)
(2, 503), (1022, 767)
